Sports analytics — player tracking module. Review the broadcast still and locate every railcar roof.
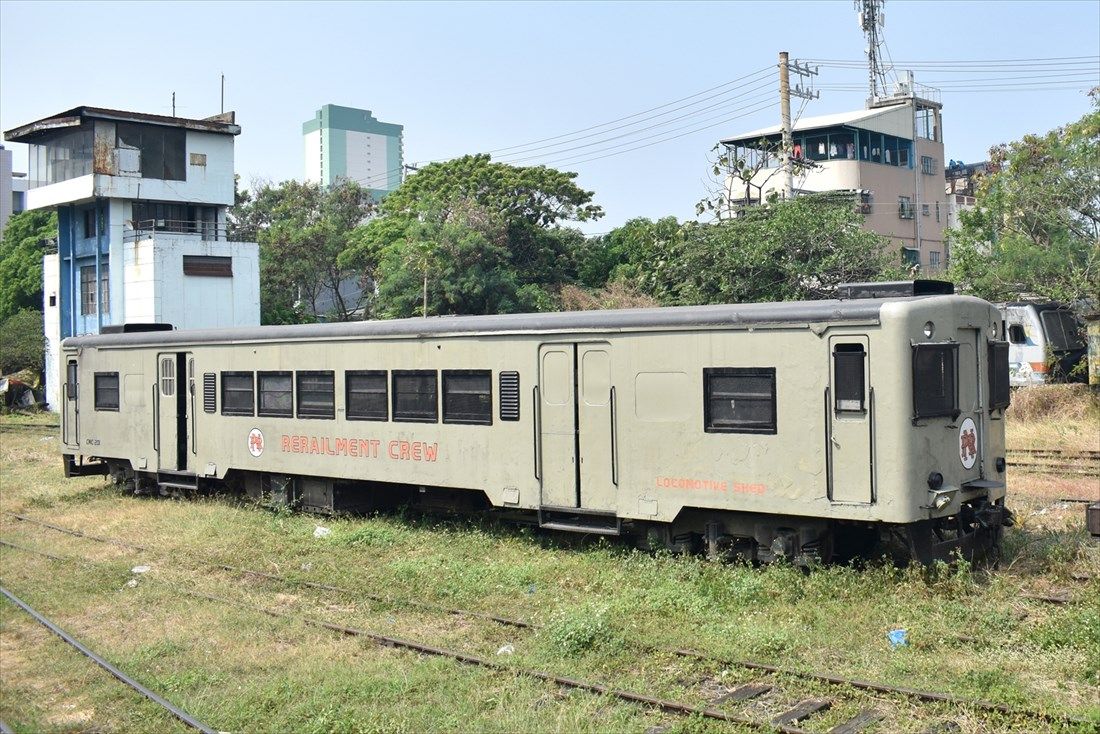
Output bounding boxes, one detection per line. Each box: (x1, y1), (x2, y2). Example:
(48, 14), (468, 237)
(62, 295), (955, 349)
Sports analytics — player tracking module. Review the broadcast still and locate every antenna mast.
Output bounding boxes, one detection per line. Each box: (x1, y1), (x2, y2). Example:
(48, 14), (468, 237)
(857, 0), (891, 103)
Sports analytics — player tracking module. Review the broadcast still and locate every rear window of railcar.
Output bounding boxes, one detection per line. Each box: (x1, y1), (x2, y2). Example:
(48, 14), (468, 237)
(94, 372), (120, 411)
(912, 343), (958, 418)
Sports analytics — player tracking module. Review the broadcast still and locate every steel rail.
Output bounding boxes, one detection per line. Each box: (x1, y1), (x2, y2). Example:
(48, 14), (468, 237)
(184, 589), (810, 734)
(0, 536), (808, 734)
(4, 512), (1091, 728)
(0, 585), (217, 734)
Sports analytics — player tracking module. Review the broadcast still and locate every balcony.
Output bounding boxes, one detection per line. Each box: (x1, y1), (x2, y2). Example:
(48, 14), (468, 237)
(124, 219), (227, 243)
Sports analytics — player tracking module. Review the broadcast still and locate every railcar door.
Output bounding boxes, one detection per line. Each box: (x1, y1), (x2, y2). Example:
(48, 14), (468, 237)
(537, 344), (576, 507)
(957, 328), (985, 480)
(62, 359), (79, 449)
(577, 343), (616, 511)
(155, 352), (192, 472)
(537, 342), (617, 512)
(826, 336), (875, 503)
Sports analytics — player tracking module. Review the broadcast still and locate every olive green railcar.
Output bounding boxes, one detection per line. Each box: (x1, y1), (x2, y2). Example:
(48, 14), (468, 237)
(60, 289), (1012, 563)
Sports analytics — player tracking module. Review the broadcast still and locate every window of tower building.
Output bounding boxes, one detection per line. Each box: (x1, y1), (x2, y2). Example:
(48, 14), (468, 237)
(115, 123), (186, 181)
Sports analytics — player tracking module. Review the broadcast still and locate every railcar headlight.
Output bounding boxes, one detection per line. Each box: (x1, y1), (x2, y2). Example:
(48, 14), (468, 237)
(933, 493), (952, 510)
(923, 321), (935, 338)
(927, 471), (944, 490)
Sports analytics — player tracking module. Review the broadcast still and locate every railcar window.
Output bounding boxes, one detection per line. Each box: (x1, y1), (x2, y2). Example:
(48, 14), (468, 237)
(988, 341), (1011, 411)
(443, 370), (492, 425)
(160, 358), (175, 396)
(296, 371), (335, 419)
(258, 371), (293, 418)
(912, 343), (959, 419)
(392, 370), (438, 423)
(203, 373), (216, 413)
(1007, 324), (1026, 344)
(221, 371), (255, 416)
(66, 362), (78, 399)
(499, 371), (520, 421)
(703, 368), (777, 434)
(833, 344), (866, 412)
(346, 370), (388, 421)
(93, 372), (120, 411)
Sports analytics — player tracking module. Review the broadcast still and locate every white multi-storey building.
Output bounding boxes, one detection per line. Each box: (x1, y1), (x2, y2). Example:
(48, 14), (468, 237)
(719, 95), (948, 272)
(303, 104), (403, 199)
(3, 107), (260, 409)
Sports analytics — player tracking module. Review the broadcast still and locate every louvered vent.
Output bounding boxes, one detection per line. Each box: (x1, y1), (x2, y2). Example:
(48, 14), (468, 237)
(499, 371), (520, 421)
(203, 372), (217, 413)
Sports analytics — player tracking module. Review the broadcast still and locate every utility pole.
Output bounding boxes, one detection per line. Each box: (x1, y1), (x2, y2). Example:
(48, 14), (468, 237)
(778, 53), (819, 200)
(171, 92), (176, 117)
(908, 70), (922, 256)
(779, 52), (793, 199)
(220, 74), (225, 114)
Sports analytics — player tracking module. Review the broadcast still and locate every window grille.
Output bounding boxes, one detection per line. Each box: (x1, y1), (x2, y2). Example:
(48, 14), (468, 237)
(703, 368), (777, 434)
(443, 370), (492, 425)
(94, 372), (120, 411)
(296, 371), (335, 419)
(346, 371), (388, 421)
(392, 370), (438, 423)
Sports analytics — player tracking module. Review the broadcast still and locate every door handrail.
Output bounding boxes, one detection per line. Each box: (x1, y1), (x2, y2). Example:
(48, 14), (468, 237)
(60, 383), (67, 445)
(868, 386), (877, 503)
(609, 386), (619, 487)
(189, 376), (197, 456)
(152, 384), (160, 454)
(532, 386), (541, 482)
(824, 386), (833, 501)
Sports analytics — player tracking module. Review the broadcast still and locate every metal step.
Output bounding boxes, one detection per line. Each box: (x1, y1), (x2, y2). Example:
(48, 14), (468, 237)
(538, 506), (621, 535)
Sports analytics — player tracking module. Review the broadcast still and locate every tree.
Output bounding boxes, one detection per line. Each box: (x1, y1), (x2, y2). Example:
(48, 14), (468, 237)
(344, 155), (604, 318)
(228, 179), (377, 323)
(373, 200), (530, 318)
(948, 97), (1100, 304)
(0, 309), (45, 375)
(380, 154), (603, 226)
(0, 210), (57, 322)
(604, 199), (903, 306)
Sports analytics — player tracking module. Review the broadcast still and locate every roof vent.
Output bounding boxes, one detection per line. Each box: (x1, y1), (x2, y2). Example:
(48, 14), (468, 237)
(837, 280), (954, 299)
(100, 323), (174, 334)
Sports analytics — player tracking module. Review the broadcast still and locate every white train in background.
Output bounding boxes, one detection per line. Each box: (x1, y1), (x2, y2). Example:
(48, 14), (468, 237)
(999, 302), (1086, 386)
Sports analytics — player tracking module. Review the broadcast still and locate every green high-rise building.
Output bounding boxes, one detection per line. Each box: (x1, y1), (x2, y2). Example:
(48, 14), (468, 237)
(303, 104), (403, 198)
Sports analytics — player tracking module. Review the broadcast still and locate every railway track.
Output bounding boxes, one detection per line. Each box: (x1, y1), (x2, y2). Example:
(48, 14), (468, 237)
(2, 512), (1091, 733)
(0, 422), (59, 435)
(1006, 448), (1099, 476)
(0, 584), (216, 733)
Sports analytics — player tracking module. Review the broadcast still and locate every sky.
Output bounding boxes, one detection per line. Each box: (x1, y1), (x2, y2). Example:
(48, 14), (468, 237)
(1, 0), (1097, 234)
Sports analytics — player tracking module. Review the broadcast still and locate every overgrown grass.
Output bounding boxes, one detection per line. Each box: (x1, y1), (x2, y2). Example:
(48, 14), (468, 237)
(1, 414), (1098, 732)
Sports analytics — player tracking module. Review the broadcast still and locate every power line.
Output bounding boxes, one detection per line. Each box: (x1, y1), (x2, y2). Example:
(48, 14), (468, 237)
(805, 55), (1099, 65)
(485, 65), (773, 155)
(498, 80), (777, 165)
(346, 66), (778, 189)
(492, 68), (774, 160)
(543, 99), (776, 169)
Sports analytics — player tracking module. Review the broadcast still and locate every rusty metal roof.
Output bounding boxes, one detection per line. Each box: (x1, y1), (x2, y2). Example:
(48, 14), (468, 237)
(4, 106), (240, 142)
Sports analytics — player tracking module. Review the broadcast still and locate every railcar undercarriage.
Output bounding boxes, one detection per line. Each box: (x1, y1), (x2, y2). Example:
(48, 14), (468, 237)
(90, 456), (1011, 567)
